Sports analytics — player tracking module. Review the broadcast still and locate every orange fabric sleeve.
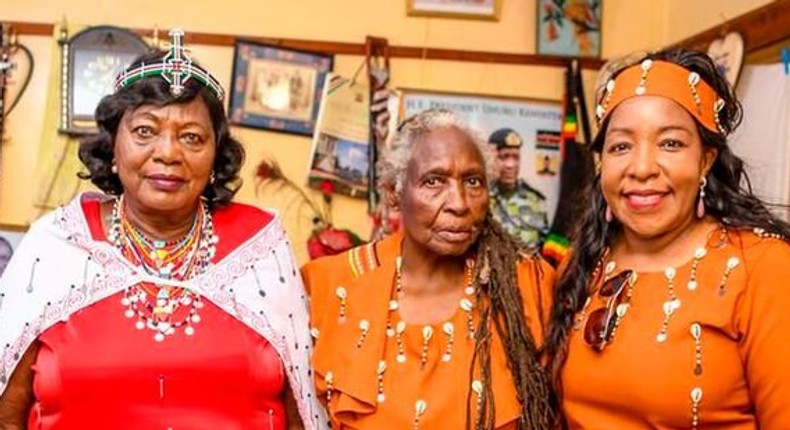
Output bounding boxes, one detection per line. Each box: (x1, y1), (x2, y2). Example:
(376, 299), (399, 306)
(517, 256), (557, 346)
(736, 240), (790, 428)
(300, 255), (344, 334)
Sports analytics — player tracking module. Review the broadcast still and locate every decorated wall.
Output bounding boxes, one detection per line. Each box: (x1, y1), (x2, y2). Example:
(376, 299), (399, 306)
(0, 0), (763, 262)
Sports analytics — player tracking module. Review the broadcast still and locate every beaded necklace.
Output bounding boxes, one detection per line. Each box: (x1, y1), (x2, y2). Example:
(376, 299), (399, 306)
(575, 225), (738, 347)
(326, 256), (487, 428)
(390, 257), (476, 428)
(388, 256), (476, 365)
(109, 196), (218, 341)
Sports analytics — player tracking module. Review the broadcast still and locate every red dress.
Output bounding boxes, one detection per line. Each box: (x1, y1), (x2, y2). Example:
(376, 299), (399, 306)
(28, 197), (287, 430)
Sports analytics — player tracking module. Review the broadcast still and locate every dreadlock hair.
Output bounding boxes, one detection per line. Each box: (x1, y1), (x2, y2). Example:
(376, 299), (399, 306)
(545, 48), (790, 414)
(470, 215), (559, 430)
(379, 108), (560, 430)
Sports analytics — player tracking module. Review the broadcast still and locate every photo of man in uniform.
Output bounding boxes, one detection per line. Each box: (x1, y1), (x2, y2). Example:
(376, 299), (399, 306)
(488, 128), (548, 250)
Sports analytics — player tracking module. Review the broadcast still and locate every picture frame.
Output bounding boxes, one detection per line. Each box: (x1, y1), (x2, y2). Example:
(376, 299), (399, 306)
(537, 0), (602, 58)
(398, 88), (564, 221)
(0, 223), (27, 278)
(229, 40), (334, 136)
(308, 74), (371, 199)
(406, 0), (502, 21)
(59, 25), (149, 135)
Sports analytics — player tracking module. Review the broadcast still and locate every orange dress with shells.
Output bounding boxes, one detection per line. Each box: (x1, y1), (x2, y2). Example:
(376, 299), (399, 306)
(302, 232), (554, 430)
(563, 228), (790, 429)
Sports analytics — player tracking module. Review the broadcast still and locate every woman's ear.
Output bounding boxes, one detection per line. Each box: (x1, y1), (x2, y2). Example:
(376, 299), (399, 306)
(702, 147), (718, 177)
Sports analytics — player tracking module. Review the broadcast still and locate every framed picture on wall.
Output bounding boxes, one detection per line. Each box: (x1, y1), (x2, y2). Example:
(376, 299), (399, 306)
(59, 26), (149, 135)
(537, 0), (602, 58)
(398, 88), (564, 222)
(406, 0), (502, 21)
(308, 74), (371, 199)
(229, 40), (334, 136)
(0, 223), (27, 278)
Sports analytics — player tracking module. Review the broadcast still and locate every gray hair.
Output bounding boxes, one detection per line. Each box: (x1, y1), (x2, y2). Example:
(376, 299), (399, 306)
(377, 108), (496, 196)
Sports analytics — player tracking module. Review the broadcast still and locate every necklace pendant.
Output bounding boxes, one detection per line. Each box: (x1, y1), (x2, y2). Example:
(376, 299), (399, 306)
(112, 196), (216, 343)
(153, 303), (175, 315)
(616, 303), (629, 317)
(662, 302), (674, 316)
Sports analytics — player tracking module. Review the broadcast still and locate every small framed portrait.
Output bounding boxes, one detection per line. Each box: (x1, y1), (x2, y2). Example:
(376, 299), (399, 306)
(406, 0), (502, 20)
(59, 26), (149, 135)
(0, 224), (27, 278)
(229, 40), (334, 136)
(537, 0), (602, 58)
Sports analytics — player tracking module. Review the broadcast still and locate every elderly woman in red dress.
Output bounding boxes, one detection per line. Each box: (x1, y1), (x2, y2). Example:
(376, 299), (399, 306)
(0, 31), (325, 430)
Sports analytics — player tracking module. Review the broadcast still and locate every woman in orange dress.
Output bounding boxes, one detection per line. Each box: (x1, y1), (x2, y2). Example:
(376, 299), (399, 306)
(302, 109), (559, 430)
(546, 48), (790, 429)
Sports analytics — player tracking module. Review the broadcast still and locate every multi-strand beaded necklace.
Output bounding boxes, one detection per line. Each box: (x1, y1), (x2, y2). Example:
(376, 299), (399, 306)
(108, 196), (218, 342)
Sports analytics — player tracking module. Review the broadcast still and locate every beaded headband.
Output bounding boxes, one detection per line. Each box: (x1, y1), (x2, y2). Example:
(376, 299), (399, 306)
(595, 59), (726, 135)
(113, 29), (225, 101)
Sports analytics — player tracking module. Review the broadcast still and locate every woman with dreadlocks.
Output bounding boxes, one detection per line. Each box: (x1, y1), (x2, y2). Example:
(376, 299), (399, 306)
(301, 108), (559, 430)
(546, 48), (790, 429)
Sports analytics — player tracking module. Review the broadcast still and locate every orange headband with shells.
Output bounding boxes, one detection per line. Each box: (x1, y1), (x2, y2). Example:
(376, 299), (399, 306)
(595, 59), (726, 135)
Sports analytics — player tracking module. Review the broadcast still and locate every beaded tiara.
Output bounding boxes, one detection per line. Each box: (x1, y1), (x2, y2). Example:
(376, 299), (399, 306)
(595, 59), (725, 135)
(113, 29), (225, 101)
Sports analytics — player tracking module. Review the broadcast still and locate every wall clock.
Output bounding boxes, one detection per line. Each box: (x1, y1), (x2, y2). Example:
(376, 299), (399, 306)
(60, 25), (148, 135)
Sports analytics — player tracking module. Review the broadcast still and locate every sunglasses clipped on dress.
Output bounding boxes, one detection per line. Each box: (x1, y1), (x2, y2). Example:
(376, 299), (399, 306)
(583, 269), (637, 352)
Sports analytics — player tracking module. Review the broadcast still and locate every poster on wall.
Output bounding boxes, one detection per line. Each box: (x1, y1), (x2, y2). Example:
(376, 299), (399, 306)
(399, 89), (563, 222)
(307, 74), (371, 199)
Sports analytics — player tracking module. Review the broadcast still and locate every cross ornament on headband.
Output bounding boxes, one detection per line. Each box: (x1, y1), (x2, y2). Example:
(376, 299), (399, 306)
(113, 29), (225, 101)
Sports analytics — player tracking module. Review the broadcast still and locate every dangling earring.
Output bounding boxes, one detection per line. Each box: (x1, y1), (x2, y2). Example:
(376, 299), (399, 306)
(209, 172), (216, 185)
(605, 204), (613, 223)
(696, 177), (707, 219)
(111, 160), (118, 174)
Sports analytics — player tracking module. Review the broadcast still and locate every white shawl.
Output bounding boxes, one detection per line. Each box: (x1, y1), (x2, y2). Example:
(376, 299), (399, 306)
(0, 193), (327, 429)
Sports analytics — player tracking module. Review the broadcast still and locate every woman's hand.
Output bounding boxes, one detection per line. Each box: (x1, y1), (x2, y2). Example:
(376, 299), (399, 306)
(0, 342), (39, 430)
(284, 380), (305, 430)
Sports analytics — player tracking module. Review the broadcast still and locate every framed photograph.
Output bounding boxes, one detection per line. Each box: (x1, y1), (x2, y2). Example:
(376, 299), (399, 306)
(229, 40), (334, 136)
(308, 74), (371, 199)
(59, 26), (149, 135)
(0, 224), (27, 278)
(406, 0), (502, 21)
(537, 0), (602, 58)
(398, 88), (563, 221)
